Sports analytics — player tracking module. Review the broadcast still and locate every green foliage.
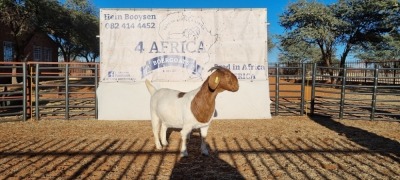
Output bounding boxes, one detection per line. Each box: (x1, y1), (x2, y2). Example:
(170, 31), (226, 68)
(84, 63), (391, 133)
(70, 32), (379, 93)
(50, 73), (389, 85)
(279, 0), (399, 68)
(0, 0), (99, 62)
(333, 0), (399, 66)
(351, 0), (400, 62)
(279, 41), (323, 64)
(267, 37), (275, 53)
(279, 0), (339, 67)
(46, 0), (99, 62)
(64, 0), (97, 15)
(0, 0), (42, 61)
(355, 33), (400, 62)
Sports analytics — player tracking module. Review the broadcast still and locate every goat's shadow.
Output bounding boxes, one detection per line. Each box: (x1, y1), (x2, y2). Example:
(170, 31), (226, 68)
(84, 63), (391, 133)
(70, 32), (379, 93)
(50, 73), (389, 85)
(167, 129), (245, 180)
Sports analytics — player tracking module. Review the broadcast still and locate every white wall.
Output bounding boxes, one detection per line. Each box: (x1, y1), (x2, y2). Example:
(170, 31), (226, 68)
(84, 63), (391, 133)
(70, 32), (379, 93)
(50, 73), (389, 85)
(97, 80), (271, 120)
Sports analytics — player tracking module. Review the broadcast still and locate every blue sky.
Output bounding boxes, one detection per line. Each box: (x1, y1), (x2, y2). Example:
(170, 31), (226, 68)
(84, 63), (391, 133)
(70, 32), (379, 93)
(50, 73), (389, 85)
(91, 0), (338, 62)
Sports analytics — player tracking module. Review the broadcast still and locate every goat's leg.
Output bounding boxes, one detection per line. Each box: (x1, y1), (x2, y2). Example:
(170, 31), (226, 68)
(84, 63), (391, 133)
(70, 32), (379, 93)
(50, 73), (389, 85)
(200, 126), (210, 156)
(186, 130), (191, 143)
(151, 117), (162, 150)
(180, 126), (192, 157)
(160, 123), (169, 146)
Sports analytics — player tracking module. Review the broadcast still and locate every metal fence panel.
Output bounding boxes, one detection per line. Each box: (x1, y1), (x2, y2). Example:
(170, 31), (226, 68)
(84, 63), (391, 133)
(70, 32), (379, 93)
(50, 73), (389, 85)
(1, 61), (399, 121)
(311, 64), (400, 120)
(31, 62), (99, 120)
(0, 62), (27, 121)
(268, 63), (313, 116)
(1, 62), (99, 122)
(272, 62), (400, 121)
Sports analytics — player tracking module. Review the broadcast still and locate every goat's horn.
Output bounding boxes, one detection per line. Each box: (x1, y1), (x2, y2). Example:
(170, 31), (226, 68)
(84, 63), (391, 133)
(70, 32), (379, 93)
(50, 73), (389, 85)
(208, 66), (224, 72)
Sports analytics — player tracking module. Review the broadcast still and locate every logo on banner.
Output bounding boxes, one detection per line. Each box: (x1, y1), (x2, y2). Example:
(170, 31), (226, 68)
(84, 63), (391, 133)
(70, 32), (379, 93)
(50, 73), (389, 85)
(105, 70), (135, 81)
(159, 12), (214, 42)
(138, 12), (217, 80)
(141, 55), (203, 78)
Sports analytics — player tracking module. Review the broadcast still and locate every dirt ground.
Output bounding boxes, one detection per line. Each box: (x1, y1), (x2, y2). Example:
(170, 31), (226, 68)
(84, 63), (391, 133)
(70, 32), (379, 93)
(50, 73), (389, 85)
(0, 116), (399, 179)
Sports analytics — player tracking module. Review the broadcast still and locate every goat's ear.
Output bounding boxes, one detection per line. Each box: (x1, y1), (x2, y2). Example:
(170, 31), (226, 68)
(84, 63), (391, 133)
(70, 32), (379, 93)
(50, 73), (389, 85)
(208, 72), (220, 90)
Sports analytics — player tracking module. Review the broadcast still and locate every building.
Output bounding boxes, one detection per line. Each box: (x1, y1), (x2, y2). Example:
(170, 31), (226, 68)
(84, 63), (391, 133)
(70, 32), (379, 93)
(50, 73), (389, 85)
(1, 22), (59, 84)
(0, 22), (58, 63)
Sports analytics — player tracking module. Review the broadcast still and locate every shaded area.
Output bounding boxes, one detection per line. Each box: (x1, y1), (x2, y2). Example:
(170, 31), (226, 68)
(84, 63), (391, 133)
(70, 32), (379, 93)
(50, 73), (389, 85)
(170, 132), (244, 179)
(310, 115), (400, 163)
(0, 136), (399, 179)
(0, 118), (399, 179)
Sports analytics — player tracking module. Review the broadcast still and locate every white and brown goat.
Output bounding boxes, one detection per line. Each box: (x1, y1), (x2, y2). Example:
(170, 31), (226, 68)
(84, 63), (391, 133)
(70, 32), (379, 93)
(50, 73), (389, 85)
(145, 66), (239, 157)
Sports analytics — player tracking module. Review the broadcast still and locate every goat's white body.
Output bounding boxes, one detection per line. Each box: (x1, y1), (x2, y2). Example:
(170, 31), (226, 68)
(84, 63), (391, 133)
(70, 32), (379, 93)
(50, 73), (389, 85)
(146, 81), (212, 156)
(150, 87), (212, 129)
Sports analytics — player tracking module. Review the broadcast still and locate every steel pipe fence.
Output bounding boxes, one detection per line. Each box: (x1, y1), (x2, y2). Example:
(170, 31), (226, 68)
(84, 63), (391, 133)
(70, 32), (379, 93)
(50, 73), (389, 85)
(0, 62), (99, 121)
(0, 62), (27, 121)
(269, 63), (311, 116)
(270, 62), (399, 121)
(310, 65), (400, 120)
(32, 62), (99, 120)
(1, 62), (399, 121)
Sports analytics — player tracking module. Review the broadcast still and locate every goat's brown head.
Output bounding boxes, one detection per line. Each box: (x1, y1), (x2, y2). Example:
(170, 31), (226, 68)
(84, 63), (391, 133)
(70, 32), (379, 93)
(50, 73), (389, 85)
(207, 66), (239, 92)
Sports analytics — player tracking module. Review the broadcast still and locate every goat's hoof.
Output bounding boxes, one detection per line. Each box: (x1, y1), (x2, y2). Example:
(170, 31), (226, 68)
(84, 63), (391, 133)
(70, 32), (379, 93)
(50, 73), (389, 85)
(201, 146), (209, 156)
(161, 141), (169, 146)
(155, 144), (163, 150)
(201, 151), (209, 156)
(180, 151), (188, 157)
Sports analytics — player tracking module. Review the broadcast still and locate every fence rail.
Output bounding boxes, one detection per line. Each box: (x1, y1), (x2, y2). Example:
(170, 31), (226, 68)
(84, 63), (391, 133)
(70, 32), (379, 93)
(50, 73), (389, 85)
(269, 62), (400, 121)
(0, 62), (27, 121)
(31, 62), (99, 120)
(1, 62), (99, 121)
(1, 61), (399, 121)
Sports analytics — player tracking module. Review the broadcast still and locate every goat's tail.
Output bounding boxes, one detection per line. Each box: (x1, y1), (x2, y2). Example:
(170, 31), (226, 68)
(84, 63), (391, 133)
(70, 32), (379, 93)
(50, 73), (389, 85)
(145, 79), (157, 95)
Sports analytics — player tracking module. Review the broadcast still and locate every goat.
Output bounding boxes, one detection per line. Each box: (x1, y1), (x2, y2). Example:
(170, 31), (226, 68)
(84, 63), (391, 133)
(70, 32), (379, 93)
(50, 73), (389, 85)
(145, 66), (239, 157)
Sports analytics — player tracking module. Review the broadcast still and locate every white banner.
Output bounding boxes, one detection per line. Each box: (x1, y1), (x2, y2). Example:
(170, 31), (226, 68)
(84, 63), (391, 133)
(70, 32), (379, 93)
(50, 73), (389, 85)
(100, 8), (267, 82)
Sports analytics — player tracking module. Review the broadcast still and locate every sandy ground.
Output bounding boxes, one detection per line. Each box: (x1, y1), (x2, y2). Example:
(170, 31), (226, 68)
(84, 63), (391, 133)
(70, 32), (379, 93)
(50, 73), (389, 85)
(0, 116), (399, 179)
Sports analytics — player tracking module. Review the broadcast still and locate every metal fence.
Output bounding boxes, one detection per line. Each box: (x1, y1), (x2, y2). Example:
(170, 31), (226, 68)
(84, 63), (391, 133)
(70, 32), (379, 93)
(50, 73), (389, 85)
(0, 62), (27, 121)
(269, 63), (310, 116)
(269, 62), (400, 121)
(1, 61), (399, 121)
(311, 65), (400, 120)
(1, 62), (99, 121)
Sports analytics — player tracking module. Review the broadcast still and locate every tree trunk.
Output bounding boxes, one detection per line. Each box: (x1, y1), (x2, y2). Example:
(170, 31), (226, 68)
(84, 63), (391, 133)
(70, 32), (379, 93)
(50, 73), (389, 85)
(318, 43), (333, 83)
(338, 44), (352, 83)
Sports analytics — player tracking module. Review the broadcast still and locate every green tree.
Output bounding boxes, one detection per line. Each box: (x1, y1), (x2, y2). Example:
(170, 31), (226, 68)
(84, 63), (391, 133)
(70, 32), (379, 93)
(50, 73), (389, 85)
(355, 33), (400, 63)
(36, 0), (74, 61)
(0, 0), (52, 83)
(279, 0), (399, 82)
(64, 0), (99, 62)
(332, 0), (400, 68)
(64, 0), (96, 15)
(0, 0), (99, 63)
(0, 0), (41, 61)
(267, 35), (275, 53)
(279, 0), (399, 66)
(75, 13), (99, 63)
(278, 0), (340, 81)
(354, 1), (400, 64)
(43, 0), (98, 62)
(278, 0), (340, 69)
(278, 39), (325, 64)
